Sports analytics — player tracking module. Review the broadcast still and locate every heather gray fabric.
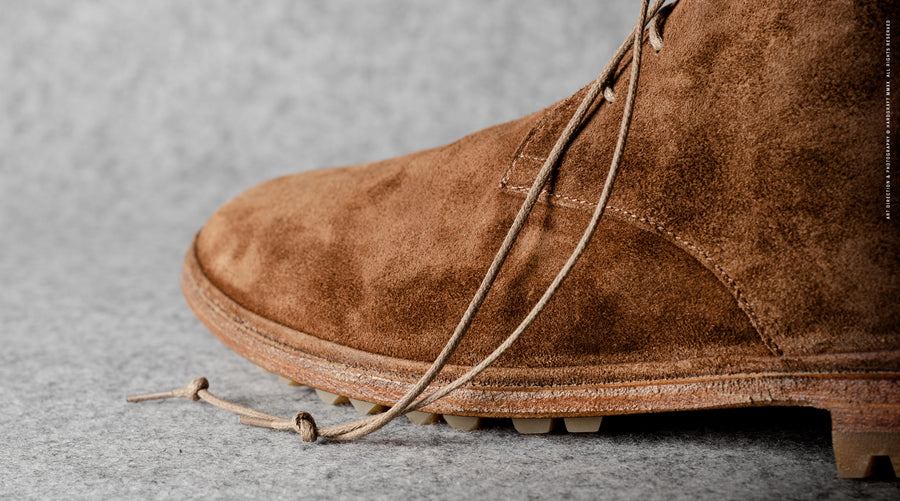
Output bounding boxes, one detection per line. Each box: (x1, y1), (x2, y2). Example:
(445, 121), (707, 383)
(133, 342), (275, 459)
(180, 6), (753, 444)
(1, 1), (897, 498)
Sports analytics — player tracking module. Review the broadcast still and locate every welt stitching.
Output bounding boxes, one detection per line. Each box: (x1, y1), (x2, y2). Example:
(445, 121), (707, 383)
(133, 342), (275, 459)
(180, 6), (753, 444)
(502, 183), (781, 356)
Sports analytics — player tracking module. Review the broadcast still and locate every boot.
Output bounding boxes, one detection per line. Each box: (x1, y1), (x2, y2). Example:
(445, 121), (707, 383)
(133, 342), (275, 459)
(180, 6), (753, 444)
(148, 0), (898, 478)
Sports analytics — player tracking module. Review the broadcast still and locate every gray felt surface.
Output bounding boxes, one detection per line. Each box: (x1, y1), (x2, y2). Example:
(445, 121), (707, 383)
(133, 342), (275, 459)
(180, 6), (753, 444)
(2, 1), (897, 499)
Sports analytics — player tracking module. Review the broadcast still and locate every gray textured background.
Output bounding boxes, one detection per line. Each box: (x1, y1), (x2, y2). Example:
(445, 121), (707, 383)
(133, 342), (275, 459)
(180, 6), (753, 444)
(2, 1), (897, 499)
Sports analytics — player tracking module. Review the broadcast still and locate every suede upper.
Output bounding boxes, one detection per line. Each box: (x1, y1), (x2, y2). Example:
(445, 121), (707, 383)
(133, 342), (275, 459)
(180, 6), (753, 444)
(194, 0), (898, 377)
(500, 0), (899, 357)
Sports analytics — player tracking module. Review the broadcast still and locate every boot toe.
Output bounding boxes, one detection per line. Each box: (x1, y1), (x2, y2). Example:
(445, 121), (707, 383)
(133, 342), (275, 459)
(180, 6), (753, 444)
(193, 153), (773, 381)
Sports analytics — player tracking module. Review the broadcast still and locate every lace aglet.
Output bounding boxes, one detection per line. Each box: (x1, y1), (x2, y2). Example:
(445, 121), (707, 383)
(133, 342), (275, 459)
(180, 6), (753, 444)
(126, 390), (177, 402)
(239, 415), (276, 428)
(126, 377), (210, 403)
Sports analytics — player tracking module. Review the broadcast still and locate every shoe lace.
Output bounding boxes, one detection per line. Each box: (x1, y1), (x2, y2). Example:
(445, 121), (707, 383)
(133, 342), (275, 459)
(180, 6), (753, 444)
(128, 0), (673, 442)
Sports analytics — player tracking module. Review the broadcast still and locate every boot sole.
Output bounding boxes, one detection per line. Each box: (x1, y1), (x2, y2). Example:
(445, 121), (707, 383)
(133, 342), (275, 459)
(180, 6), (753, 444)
(182, 239), (900, 478)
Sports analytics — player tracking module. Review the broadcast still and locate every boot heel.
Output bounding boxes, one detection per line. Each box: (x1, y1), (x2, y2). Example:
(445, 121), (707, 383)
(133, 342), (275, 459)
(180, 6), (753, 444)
(830, 405), (900, 478)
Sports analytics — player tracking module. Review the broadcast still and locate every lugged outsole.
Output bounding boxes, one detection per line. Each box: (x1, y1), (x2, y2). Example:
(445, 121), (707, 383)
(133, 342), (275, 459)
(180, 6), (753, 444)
(183, 242), (900, 478)
(254, 358), (900, 476)
(256, 366), (900, 477)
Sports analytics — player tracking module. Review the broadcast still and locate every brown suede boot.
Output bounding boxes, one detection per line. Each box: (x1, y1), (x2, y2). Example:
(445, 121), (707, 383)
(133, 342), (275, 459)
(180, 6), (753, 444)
(138, 0), (898, 478)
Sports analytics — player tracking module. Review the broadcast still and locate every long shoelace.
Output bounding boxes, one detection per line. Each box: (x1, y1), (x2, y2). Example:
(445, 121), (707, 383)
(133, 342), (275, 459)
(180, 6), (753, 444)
(128, 0), (671, 441)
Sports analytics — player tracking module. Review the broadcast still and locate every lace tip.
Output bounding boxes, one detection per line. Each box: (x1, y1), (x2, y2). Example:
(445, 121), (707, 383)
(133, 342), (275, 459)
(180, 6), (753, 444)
(126, 391), (176, 403)
(239, 415), (273, 428)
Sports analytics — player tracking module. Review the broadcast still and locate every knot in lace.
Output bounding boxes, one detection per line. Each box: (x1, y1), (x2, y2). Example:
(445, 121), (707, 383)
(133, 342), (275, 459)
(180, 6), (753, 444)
(290, 411), (318, 442)
(173, 377), (209, 401)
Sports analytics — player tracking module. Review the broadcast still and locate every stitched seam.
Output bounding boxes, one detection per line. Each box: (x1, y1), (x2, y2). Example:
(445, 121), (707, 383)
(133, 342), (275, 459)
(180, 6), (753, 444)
(499, 92), (578, 189)
(499, 152), (546, 190)
(500, 127), (544, 188)
(503, 153), (544, 186)
(502, 183), (781, 356)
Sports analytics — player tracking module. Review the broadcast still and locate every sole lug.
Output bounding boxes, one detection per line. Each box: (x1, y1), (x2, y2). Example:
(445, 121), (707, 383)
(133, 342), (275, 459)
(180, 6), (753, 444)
(563, 416), (603, 433)
(832, 431), (900, 479)
(349, 398), (387, 415)
(315, 388), (349, 405)
(406, 410), (440, 425)
(830, 405), (900, 478)
(443, 415), (482, 431)
(512, 418), (555, 434)
(277, 376), (303, 387)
